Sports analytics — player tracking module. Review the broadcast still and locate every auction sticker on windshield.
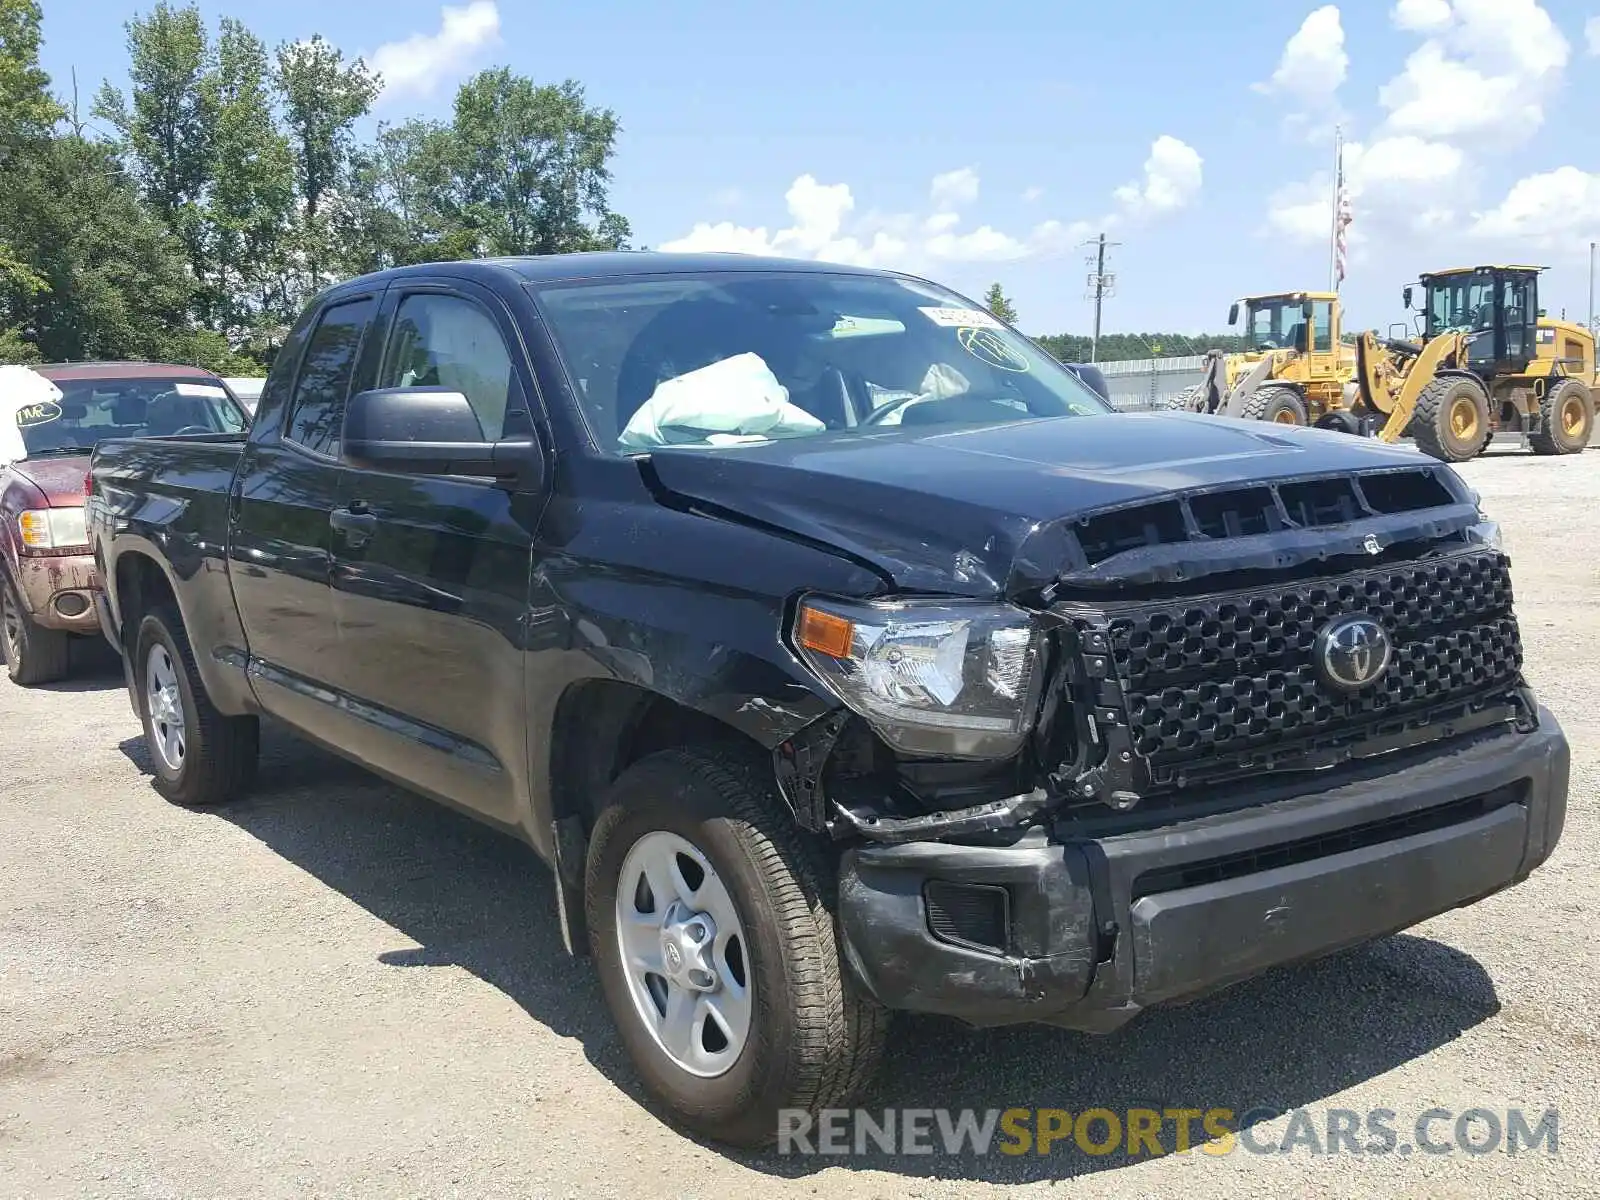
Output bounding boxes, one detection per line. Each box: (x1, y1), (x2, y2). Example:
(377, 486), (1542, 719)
(15, 401), (62, 427)
(175, 383), (228, 398)
(919, 306), (1003, 329)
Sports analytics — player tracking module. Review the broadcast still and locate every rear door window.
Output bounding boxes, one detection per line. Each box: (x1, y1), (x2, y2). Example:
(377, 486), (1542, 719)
(285, 298), (376, 457)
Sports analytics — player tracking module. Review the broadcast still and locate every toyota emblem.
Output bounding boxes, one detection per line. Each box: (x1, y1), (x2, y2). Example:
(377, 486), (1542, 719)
(1314, 615), (1394, 692)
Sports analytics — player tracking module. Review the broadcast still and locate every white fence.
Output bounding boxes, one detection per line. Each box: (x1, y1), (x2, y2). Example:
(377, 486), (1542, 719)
(1093, 355), (1209, 412)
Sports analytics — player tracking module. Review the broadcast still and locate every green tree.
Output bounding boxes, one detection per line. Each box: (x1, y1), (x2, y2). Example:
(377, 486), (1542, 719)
(274, 34), (377, 222)
(983, 283), (1018, 325)
(93, 1), (217, 307)
(210, 18), (294, 339)
(0, 0), (58, 138)
(0, 0), (61, 354)
(0, 136), (205, 363)
(435, 69), (631, 257)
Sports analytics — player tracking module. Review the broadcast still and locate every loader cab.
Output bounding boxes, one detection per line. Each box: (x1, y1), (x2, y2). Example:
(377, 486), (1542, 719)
(1233, 292), (1338, 355)
(1415, 265), (1541, 376)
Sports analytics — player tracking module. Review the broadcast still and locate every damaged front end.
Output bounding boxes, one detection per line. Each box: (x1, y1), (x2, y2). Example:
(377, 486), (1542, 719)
(773, 463), (1517, 846)
(769, 463), (1561, 1032)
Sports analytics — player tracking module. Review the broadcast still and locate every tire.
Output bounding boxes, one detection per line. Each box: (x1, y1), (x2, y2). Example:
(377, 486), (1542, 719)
(1240, 384), (1309, 426)
(1, 570), (71, 686)
(1313, 410), (1362, 436)
(133, 605), (258, 806)
(1528, 378), (1592, 455)
(585, 745), (888, 1148)
(1411, 375), (1491, 463)
(1164, 385), (1205, 413)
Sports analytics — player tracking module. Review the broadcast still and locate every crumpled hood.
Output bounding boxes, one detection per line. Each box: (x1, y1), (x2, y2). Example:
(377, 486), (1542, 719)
(644, 412), (1458, 598)
(8, 453), (92, 507)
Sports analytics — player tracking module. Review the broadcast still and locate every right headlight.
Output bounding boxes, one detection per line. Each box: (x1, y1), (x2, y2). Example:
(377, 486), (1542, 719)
(792, 595), (1046, 759)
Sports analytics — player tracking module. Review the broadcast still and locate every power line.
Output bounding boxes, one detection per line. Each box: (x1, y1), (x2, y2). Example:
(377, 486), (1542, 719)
(1081, 233), (1120, 364)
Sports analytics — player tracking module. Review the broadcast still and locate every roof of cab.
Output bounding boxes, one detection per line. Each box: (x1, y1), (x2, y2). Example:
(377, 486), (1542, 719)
(33, 361), (223, 383)
(339, 251), (901, 293)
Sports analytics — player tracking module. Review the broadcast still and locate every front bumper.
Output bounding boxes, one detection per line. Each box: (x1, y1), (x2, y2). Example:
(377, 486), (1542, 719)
(837, 709), (1569, 1030)
(13, 551), (100, 633)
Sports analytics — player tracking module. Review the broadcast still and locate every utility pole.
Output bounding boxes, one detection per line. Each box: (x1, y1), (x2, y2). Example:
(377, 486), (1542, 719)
(1589, 241), (1595, 337)
(1082, 233), (1120, 364)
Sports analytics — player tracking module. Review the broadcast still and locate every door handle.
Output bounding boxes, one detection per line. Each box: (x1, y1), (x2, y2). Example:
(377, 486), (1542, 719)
(330, 507), (378, 541)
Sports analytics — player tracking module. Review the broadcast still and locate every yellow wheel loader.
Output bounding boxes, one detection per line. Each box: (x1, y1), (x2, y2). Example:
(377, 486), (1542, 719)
(1170, 291), (1361, 429)
(1359, 265), (1597, 463)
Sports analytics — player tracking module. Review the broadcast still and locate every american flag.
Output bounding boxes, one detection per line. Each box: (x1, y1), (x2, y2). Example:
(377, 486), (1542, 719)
(1334, 144), (1353, 288)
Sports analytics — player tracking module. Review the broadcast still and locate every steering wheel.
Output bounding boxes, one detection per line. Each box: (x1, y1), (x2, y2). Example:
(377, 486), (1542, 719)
(862, 394), (926, 426)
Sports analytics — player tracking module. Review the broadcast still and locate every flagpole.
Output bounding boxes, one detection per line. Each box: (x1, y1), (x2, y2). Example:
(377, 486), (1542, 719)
(1328, 124), (1342, 292)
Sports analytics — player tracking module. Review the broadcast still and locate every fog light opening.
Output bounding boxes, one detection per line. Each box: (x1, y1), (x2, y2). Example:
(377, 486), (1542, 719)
(53, 592), (90, 618)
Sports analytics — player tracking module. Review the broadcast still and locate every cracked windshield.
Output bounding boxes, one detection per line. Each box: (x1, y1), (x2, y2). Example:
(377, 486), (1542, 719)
(534, 272), (1110, 452)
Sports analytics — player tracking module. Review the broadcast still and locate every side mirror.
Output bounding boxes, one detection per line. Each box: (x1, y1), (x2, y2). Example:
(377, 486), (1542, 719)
(1227, 302), (1239, 326)
(1403, 286), (1414, 309)
(342, 387), (545, 488)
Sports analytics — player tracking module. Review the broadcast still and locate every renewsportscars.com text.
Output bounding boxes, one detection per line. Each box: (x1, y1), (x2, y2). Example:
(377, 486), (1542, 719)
(776, 1106), (1560, 1158)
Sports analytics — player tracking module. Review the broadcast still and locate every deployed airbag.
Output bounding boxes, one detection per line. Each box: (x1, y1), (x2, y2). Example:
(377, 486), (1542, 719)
(619, 353), (825, 450)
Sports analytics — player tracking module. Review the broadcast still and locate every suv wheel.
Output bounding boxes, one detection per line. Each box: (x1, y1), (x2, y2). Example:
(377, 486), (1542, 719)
(585, 745), (887, 1148)
(134, 606), (259, 806)
(1, 571), (71, 686)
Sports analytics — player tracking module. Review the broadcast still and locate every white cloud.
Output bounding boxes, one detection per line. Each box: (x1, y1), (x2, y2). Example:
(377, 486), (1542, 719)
(372, 1), (501, 101)
(1022, 186), (1045, 203)
(1587, 15), (1600, 55)
(1265, 136), (1463, 243)
(1267, 176), (1338, 243)
(930, 167), (980, 209)
(925, 226), (1029, 263)
(1113, 135), (1203, 218)
(1257, 6), (1349, 103)
(1350, 135), (1464, 193)
(1472, 167), (1600, 243)
(1393, 0), (1452, 33)
(662, 142), (1198, 270)
(1378, 0), (1569, 140)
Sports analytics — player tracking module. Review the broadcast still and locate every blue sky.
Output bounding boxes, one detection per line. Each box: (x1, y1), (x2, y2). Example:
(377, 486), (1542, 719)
(37, 0), (1600, 339)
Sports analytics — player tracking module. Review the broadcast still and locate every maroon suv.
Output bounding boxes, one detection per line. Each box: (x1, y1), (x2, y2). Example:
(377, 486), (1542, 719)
(2, 362), (248, 684)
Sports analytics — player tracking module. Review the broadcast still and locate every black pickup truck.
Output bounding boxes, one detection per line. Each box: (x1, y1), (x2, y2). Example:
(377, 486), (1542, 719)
(87, 253), (1569, 1147)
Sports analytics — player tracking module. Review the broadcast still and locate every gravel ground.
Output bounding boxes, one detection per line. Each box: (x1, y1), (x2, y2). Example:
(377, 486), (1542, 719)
(2, 449), (1597, 1198)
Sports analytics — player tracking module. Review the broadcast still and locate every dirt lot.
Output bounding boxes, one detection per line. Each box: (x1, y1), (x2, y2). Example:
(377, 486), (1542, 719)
(2, 449), (1596, 1198)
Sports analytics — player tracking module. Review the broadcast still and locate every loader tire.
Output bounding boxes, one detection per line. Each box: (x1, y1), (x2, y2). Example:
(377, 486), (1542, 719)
(1164, 385), (1206, 413)
(1528, 378), (1592, 455)
(1411, 375), (1491, 463)
(1240, 385), (1308, 426)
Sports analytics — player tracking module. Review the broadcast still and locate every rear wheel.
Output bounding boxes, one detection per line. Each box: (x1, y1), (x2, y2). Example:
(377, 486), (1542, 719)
(586, 745), (887, 1147)
(134, 606), (258, 806)
(1, 571), (71, 686)
(1241, 385), (1308, 426)
(1411, 375), (1490, 463)
(1528, 378), (1592, 455)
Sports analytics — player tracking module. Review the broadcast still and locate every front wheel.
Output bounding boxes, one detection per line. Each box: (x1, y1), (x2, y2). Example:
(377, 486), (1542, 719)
(1241, 384), (1309, 426)
(1, 570), (71, 686)
(1412, 375), (1491, 462)
(134, 606), (259, 806)
(585, 745), (887, 1147)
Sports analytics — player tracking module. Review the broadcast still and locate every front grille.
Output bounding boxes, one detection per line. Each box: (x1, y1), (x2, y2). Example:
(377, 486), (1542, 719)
(1056, 549), (1523, 795)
